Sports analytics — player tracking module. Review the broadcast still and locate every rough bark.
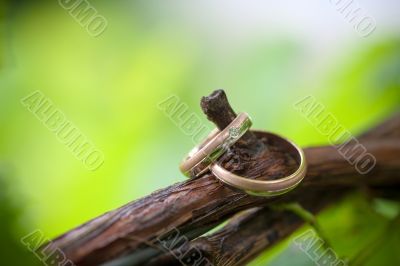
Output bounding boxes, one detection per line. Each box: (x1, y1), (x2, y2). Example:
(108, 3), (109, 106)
(146, 113), (400, 266)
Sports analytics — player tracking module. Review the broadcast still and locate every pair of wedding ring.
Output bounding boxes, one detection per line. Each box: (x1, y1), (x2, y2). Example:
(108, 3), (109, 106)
(179, 113), (307, 197)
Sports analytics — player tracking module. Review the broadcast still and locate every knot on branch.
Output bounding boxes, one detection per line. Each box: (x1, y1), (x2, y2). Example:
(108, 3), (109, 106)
(199, 89), (297, 181)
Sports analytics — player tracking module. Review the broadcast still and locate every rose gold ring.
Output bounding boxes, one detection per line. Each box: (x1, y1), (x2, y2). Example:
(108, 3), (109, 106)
(210, 131), (307, 197)
(179, 113), (252, 177)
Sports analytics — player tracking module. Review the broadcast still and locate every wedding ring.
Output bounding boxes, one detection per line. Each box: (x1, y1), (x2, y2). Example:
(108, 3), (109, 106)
(180, 113), (252, 177)
(210, 131), (307, 197)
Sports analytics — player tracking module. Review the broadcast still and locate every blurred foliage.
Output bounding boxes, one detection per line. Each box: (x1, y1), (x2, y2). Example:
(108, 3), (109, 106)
(250, 193), (400, 266)
(0, 1), (399, 265)
(0, 167), (41, 265)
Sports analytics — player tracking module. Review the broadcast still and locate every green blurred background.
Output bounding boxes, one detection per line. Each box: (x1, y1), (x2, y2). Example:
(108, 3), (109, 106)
(0, 0), (399, 265)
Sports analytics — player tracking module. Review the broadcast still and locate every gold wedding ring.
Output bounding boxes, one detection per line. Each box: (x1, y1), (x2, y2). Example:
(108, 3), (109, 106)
(179, 113), (252, 177)
(210, 131), (307, 197)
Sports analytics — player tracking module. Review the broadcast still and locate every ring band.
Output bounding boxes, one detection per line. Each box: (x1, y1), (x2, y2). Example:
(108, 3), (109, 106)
(179, 113), (252, 177)
(210, 131), (307, 197)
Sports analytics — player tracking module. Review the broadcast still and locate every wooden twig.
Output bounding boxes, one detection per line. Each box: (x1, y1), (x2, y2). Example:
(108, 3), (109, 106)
(146, 113), (400, 266)
(144, 191), (341, 266)
(47, 90), (400, 266)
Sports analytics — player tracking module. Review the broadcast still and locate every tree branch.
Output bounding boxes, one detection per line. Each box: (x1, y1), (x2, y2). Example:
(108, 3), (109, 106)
(146, 113), (400, 266)
(46, 90), (400, 266)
